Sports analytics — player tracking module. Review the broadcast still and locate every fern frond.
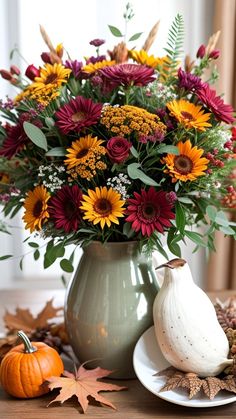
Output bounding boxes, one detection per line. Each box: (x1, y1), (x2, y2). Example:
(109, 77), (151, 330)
(163, 14), (184, 83)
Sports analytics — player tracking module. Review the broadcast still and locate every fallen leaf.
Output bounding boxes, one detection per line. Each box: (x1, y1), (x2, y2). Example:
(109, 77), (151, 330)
(157, 367), (236, 400)
(0, 334), (18, 363)
(202, 376), (226, 400)
(46, 363), (127, 413)
(3, 299), (63, 333)
(159, 370), (202, 399)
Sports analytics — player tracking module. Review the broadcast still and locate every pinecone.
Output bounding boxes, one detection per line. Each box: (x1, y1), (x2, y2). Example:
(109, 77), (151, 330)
(215, 297), (236, 331)
(30, 324), (65, 354)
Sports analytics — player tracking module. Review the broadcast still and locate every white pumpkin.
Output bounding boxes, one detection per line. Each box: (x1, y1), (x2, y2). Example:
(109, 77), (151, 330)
(153, 258), (233, 377)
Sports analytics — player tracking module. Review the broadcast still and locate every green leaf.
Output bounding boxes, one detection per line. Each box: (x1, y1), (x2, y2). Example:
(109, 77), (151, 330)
(45, 117), (55, 128)
(128, 32), (143, 42)
(177, 197), (192, 204)
(130, 146), (139, 158)
(45, 147), (67, 156)
(19, 257), (24, 271)
(184, 230), (207, 247)
(215, 211), (230, 227)
(175, 201), (185, 235)
(206, 205), (217, 222)
(33, 249), (40, 260)
(23, 121), (48, 151)
(0, 254), (12, 260)
(44, 242), (65, 269)
(60, 258), (74, 273)
(157, 145), (179, 155)
(127, 163), (158, 186)
(108, 25), (123, 37)
(219, 226), (235, 235)
(28, 242), (39, 248)
(123, 222), (135, 238)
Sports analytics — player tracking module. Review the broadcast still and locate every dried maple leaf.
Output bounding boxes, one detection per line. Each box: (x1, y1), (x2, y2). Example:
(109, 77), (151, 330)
(46, 364), (127, 413)
(159, 370), (202, 399)
(157, 367), (236, 400)
(3, 299), (63, 333)
(202, 376), (226, 400)
(0, 334), (18, 363)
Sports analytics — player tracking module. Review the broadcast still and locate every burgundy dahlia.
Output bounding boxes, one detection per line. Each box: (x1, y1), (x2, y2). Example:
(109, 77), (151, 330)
(0, 122), (28, 158)
(99, 63), (156, 87)
(125, 187), (175, 237)
(49, 185), (83, 233)
(64, 60), (83, 79)
(55, 96), (103, 134)
(197, 83), (235, 124)
(178, 68), (203, 92)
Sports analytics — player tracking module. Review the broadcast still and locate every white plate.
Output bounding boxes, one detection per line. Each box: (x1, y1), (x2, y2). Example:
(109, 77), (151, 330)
(133, 326), (236, 408)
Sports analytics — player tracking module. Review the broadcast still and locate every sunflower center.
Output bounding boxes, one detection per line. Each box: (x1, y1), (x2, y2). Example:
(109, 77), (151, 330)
(94, 198), (112, 216)
(71, 112), (86, 122)
(181, 111), (194, 121)
(76, 148), (89, 158)
(45, 73), (58, 84)
(33, 200), (43, 217)
(174, 155), (193, 174)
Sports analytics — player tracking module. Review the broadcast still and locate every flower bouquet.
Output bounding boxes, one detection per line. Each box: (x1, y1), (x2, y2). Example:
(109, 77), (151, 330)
(0, 6), (235, 272)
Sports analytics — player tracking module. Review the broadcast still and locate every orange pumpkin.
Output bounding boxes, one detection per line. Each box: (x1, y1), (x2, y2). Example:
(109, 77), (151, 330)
(0, 330), (64, 398)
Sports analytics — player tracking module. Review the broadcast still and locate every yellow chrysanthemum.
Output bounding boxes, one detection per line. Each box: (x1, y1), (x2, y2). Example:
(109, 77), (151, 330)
(167, 99), (212, 131)
(129, 49), (168, 68)
(82, 60), (116, 74)
(23, 185), (50, 233)
(80, 186), (125, 229)
(162, 139), (209, 183)
(64, 135), (106, 180)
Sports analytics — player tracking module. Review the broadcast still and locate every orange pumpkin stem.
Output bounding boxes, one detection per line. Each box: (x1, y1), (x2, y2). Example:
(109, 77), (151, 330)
(17, 330), (37, 353)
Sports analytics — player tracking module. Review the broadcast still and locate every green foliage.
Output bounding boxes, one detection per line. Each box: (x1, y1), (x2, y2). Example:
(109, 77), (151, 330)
(163, 13), (184, 82)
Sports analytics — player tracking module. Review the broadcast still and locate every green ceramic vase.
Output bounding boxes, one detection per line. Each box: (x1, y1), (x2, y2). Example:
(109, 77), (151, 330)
(64, 241), (159, 378)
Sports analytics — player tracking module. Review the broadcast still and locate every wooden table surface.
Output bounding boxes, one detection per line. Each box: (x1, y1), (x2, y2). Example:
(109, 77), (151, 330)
(0, 288), (235, 419)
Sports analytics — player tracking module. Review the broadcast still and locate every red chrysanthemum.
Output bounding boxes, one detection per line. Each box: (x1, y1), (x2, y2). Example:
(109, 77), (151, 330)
(0, 122), (28, 158)
(99, 63), (155, 87)
(55, 96), (103, 134)
(49, 185), (83, 233)
(197, 83), (235, 124)
(125, 187), (175, 237)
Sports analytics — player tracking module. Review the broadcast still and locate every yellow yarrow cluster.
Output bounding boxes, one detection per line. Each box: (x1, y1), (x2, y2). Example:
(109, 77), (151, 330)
(100, 105), (166, 137)
(65, 135), (107, 181)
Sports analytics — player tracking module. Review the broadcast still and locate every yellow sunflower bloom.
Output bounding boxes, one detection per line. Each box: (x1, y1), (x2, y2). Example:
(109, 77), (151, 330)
(23, 185), (50, 233)
(82, 60), (116, 74)
(27, 63), (71, 105)
(64, 135), (107, 180)
(80, 186), (125, 229)
(129, 49), (168, 68)
(162, 139), (209, 183)
(166, 99), (212, 131)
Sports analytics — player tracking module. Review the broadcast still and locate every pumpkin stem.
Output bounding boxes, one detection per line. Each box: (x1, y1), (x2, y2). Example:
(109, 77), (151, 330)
(17, 330), (37, 354)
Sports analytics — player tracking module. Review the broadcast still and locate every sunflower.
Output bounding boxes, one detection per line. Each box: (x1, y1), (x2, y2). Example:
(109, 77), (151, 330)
(167, 99), (212, 131)
(162, 140), (209, 183)
(82, 60), (116, 74)
(80, 186), (125, 229)
(28, 63), (71, 105)
(64, 135), (106, 180)
(23, 185), (50, 233)
(129, 49), (168, 69)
